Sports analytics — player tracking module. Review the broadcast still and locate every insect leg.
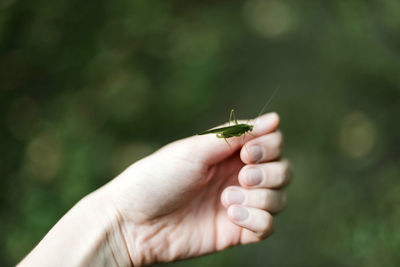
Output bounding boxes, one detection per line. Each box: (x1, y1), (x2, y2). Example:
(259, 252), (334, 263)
(232, 109), (238, 125)
(243, 134), (250, 155)
(224, 138), (232, 149)
(229, 109), (234, 126)
(246, 121), (256, 137)
(248, 131), (256, 137)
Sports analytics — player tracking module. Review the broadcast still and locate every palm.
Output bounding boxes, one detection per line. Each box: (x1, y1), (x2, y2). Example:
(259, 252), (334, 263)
(119, 149), (249, 262)
(165, 153), (245, 256)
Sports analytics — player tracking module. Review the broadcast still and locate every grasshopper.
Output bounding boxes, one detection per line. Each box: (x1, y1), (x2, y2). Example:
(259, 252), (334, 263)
(197, 86), (279, 148)
(197, 109), (254, 147)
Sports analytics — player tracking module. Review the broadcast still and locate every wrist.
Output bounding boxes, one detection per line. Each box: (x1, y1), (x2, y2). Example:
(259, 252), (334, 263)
(18, 189), (133, 267)
(82, 189), (134, 267)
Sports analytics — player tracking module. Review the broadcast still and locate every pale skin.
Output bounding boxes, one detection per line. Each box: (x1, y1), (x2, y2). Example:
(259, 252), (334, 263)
(18, 112), (292, 266)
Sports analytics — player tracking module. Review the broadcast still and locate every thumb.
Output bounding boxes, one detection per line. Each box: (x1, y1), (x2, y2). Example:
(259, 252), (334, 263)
(172, 112), (280, 165)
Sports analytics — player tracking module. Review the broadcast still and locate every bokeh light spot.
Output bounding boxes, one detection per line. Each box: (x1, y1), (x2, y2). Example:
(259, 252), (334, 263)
(0, 0), (17, 10)
(339, 111), (376, 158)
(25, 132), (62, 182)
(243, 0), (296, 39)
(169, 24), (220, 65)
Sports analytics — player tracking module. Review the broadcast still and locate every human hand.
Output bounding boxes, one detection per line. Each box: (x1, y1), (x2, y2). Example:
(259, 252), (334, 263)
(99, 112), (292, 265)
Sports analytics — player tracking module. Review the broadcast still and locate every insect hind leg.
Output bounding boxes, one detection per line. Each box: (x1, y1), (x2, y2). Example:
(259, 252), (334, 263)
(248, 131), (256, 137)
(224, 138), (232, 149)
(242, 133), (250, 155)
(217, 133), (233, 149)
(229, 109), (239, 126)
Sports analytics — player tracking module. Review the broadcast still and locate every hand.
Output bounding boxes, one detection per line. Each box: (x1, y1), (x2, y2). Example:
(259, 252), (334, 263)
(18, 112), (291, 267)
(100, 112), (292, 265)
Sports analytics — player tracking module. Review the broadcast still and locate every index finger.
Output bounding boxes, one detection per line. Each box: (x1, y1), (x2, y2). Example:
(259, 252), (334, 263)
(198, 112), (280, 164)
(164, 112), (280, 165)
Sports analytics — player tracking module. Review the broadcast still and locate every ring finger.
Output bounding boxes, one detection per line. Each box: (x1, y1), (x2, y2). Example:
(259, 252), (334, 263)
(221, 186), (288, 214)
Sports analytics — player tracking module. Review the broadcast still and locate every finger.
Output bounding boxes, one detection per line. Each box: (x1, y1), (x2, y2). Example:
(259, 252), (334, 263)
(222, 186), (287, 213)
(240, 228), (265, 244)
(165, 112), (280, 165)
(240, 131), (283, 164)
(227, 205), (274, 238)
(238, 160), (292, 189)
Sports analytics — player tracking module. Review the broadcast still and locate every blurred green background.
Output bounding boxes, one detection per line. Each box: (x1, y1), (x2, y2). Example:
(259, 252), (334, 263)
(1, 0), (400, 266)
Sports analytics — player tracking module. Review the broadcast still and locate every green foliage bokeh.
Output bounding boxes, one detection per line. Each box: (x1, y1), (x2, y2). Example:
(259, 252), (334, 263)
(1, 0), (400, 266)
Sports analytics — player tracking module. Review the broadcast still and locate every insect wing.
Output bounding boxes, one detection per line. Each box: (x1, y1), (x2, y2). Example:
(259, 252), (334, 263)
(198, 125), (236, 135)
(198, 124), (249, 135)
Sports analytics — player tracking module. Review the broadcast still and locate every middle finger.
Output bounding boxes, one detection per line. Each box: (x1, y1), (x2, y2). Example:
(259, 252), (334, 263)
(238, 160), (292, 189)
(240, 131), (283, 164)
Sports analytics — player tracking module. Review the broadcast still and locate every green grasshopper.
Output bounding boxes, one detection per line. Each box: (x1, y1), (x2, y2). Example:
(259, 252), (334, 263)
(197, 86), (279, 148)
(198, 109), (254, 147)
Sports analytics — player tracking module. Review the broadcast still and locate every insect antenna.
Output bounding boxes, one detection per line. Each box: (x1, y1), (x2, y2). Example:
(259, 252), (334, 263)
(255, 84), (280, 120)
(247, 84), (280, 138)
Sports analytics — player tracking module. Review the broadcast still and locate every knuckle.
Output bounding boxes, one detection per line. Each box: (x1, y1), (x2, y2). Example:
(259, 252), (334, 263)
(275, 170), (286, 187)
(277, 134), (284, 149)
(266, 132), (283, 157)
(256, 190), (269, 208)
(260, 214), (274, 238)
(275, 160), (292, 187)
(277, 177), (286, 187)
(279, 130), (284, 141)
(280, 191), (288, 209)
(283, 161), (293, 183)
(274, 130), (283, 143)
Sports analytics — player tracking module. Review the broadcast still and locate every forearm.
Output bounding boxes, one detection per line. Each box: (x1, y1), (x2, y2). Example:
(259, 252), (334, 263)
(18, 191), (132, 267)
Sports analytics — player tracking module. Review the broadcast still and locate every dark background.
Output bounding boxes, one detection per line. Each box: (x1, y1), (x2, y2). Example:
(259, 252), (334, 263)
(1, 0), (400, 266)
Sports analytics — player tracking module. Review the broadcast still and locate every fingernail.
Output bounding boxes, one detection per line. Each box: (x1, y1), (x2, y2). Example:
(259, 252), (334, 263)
(226, 189), (244, 204)
(230, 206), (249, 221)
(248, 146), (264, 162)
(246, 168), (263, 186)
